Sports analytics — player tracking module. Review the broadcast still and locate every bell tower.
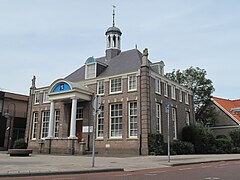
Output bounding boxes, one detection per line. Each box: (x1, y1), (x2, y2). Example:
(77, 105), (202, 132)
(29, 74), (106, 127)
(105, 6), (122, 60)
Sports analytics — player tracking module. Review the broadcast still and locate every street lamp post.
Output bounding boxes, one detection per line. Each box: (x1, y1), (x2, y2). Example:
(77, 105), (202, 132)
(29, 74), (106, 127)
(164, 102), (173, 163)
(4, 103), (16, 150)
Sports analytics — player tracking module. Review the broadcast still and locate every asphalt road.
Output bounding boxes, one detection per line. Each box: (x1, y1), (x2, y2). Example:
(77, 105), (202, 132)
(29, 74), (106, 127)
(1, 160), (240, 180)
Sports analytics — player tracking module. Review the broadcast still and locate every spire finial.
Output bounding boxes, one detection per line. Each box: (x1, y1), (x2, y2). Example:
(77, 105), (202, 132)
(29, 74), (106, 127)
(112, 5), (116, 27)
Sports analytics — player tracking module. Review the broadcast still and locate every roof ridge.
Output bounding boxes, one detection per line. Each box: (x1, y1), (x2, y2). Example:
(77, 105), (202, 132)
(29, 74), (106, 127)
(212, 96), (240, 102)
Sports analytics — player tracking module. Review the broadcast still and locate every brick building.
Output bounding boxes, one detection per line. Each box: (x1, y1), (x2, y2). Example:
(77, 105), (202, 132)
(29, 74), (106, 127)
(26, 12), (194, 155)
(0, 91), (28, 150)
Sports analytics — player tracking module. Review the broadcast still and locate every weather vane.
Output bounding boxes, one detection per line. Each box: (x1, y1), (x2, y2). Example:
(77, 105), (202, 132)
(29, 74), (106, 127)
(112, 5), (116, 26)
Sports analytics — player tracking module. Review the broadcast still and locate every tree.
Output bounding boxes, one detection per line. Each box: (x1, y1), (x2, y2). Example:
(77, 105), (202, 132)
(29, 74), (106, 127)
(166, 67), (216, 125)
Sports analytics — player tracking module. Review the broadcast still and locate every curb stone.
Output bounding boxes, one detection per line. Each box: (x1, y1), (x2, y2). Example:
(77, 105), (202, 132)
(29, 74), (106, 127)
(0, 168), (124, 178)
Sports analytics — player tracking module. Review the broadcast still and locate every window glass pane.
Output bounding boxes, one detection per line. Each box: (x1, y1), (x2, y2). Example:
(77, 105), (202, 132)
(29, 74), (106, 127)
(41, 111), (50, 138)
(129, 102), (137, 137)
(156, 103), (161, 133)
(97, 105), (104, 138)
(32, 112), (38, 139)
(110, 104), (123, 137)
(98, 80), (104, 95)
(128, 75), (137, 91)
(76, 107), (83, 119)
(86, 64), (96, 79)
(54, 110), (60, 137)
(34, 92), (40, 104)
(43, 91), (50, 103)
(110, 78), (122, 93)
(155, 79), (161, 94)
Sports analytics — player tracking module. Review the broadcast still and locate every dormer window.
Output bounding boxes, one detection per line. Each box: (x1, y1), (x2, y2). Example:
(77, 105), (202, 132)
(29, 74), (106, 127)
(158, 65), (164, 76)
(157, 61), (165, 76)
(85, 57), (96, 79)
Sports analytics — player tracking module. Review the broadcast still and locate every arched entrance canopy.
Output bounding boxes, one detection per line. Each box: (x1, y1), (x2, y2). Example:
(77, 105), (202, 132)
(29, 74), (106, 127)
(48, 79), (93, 101)
(46, 79), (93, 139)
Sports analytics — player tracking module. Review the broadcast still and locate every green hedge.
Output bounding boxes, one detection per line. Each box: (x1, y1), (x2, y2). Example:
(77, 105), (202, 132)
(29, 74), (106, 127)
(230, 129), (240, 147)
(148, 133), (166, 155)
(171, 140), (195, 155)
(182, 124), (216, 154)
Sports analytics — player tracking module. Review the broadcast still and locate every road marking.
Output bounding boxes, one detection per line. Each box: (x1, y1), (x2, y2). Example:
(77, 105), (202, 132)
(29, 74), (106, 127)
(52, 178), (74, 180)
(150, 170), (167, 173)
(201, 165), (212, 168)
(144, 173), (158, 176)
(179, 167), (192, 171)
(204, 177), (220, 180)
(115, 174), (133, 177)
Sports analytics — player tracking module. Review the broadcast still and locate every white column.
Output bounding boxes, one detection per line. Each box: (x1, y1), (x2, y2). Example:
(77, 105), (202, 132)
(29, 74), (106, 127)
(110, 34), (113, 48)
(118, 36), (121, 49)
(47, 100), (55, 138)
(69, 97), (78, 138)
(116, 35), (119, 49)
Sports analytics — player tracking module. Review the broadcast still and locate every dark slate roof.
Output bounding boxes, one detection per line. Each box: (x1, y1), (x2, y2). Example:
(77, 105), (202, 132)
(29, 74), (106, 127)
(65, 49), (143, 82)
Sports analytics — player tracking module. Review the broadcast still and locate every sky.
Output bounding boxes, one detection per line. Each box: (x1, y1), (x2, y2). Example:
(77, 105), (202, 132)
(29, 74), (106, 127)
(0, 0), (239, 99)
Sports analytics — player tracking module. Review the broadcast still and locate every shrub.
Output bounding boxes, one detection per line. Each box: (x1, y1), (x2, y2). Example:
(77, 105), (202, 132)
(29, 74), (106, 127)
(231, 147), (240, 154)
(230, 129), (240, 147)
(171, 140), (195, 155)
(215, 138), (232, 154)
(13, 138), (27, 149)
(216, 134), (228, 140)
(148, 133), (167, 155)
(182, 124), (216, 154)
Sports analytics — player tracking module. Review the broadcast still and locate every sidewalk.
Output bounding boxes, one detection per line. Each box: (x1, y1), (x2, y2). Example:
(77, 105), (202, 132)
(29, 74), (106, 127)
(0, 151), (240, 177)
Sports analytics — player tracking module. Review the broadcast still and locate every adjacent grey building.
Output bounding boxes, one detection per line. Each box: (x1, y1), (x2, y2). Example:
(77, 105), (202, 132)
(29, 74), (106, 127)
(26, 12), (194, 156)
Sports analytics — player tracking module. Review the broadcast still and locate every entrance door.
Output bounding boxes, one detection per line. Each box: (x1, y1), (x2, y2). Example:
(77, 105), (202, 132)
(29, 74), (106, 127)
(76, 120), (82, 142)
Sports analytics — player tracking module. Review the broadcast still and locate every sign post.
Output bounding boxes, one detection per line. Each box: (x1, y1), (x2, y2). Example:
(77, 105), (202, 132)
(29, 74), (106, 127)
(164, 102), (173, 163)
(92, 95), (101, 167)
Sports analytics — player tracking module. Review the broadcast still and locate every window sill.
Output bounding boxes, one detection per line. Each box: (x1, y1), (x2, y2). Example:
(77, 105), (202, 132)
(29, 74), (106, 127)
(97, 94), (104, 96)
(43, 101), (51, 104)
(127, 137), (138, 140)
(107, 138), (123, 141)
(109, 91), (122, 95)
(96, 138), (104, 141)
(128, 89), (137, 92)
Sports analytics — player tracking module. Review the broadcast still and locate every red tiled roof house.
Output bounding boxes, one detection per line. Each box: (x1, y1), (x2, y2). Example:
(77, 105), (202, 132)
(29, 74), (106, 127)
(210, 97), (240, 136)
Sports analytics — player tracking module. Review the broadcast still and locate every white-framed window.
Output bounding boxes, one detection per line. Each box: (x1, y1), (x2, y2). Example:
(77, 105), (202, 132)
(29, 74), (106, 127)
(110, 77), (122, 93)
(54, 110), (60, 137)
(129, 102), (137, 138)
(97, 80), (104, 95)
(31, 112), (38, 139)
(128, 74), (137, 91)
(155, 79), (161, 94)
(179, 89), (183, 102)
(185, 92), (189, 104)
(76, 107), (83, 120)
(186, 111), (190, 126)
(43, 91), (50, 103)
(172, 108), (177, 139)
(86, 63), (96, 79)
(164, 82), (168, 97)
(34, 92), (40, 104)
(156, 103), (162, 133)
(171, 85), (176, 100)
(110, 103), (122, 138)
(41, 111), (50, 138)
(97, 105), (104, 138)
